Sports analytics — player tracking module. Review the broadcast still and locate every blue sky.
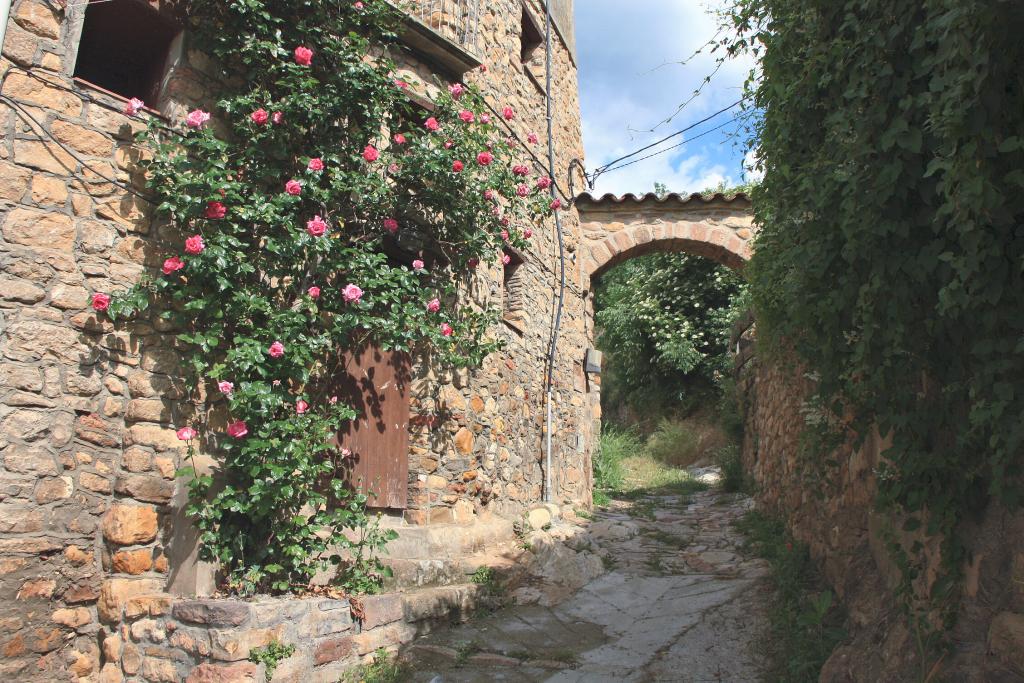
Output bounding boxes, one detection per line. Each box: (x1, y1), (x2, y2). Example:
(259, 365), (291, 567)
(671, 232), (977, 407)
(574, 0), (756, 197)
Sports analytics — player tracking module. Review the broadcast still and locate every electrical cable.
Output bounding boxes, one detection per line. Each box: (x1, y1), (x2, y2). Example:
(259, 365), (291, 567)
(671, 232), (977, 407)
(588, 97), (747, 188)
(0, 94), (155, 203)
(597, 116), (739, 176)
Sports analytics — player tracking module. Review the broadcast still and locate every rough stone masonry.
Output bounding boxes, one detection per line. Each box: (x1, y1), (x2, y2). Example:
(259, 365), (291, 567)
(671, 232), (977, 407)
(0, 0), (599, 680)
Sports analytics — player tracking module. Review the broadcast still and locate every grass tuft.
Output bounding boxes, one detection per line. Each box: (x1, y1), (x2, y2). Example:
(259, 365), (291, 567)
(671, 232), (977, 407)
(735, 511), (846, 682)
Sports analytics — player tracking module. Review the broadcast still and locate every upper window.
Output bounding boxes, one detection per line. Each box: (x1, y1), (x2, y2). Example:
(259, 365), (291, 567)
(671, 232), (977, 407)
(73, 0), (180, 106)
(503, 249), (526, 333)
(520, 6), (544, 71)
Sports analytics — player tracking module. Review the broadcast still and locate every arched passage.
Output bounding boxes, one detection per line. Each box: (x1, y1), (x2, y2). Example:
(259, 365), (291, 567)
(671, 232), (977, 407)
(577, 192), (754, 283)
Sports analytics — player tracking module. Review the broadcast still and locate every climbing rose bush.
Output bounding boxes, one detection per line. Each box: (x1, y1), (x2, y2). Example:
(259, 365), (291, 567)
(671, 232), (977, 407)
(106, 0), (554, 594)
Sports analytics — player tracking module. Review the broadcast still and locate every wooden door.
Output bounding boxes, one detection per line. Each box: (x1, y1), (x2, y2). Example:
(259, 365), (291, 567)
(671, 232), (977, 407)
(333, 345), (411, 509)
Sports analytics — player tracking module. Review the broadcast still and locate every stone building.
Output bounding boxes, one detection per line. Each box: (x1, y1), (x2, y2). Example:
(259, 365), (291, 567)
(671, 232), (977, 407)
(0, 0), (598, 679)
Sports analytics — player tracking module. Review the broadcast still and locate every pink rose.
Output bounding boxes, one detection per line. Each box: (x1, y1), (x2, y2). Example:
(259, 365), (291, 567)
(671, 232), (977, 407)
(412, 259), (425, 270)
(501, 217), (510, 226)
(383, 218), (399, 233)
(308, 286), (321, 298)
(294, 46), (314, 66)
(272, 111), (284, 125)
(296, 399), (309, 414)
(186, 109), (211, 129)
(91, 292), (110, 312)
(524, 229), (533, 238)
(444, 140), (454, 149)
(394, 79), (409, 90)
(516, 184), (529, 197)
(452, 160), (464, 172)
(527, 132), (539, 144)
(388, 162), (401, 175)
(285, 179), (302, 196)
(491, 206), (501, 216)
(501, 229), (509, 241)
(354, 1), (363, 8)
(205, 201), (227, 219)
(226, 421), (248, 438)
(550, 198), (563, 211)
(363, 145), (379, 162)
(484, 189), (495, 200)
(502, 253), (512, 265)
(268, 341), (285, 358)
(468, 258), (480, 269)
(502, 106), (515, 120)
(176, 426), (197, 441)
(308, 157), (324, 171)
(251, 108), (269, 125)
(536, 176), (552, 189)
(425, 117), (440, 132)
(440, 323), (454, 337)
(459, 110), (475, 123)
(330, 396), (338, 404)
(343, 284), (363, 304)
(340, 447), (352, 458)
(218, 381), (234, 395)
(480, 114), (491, 124)
(449, 83), (466, 99)
(162, 256), (185, 275)
(306, 215), (328, 237)
(477, 151), (493, 166)
(393, 133), (406, 145)
(480, 64), (488, 72)
(184, 235), (205, 255)
(427, 298), (441, 313)
(512, 164), (529, 176)
(124, 98), (145, 116)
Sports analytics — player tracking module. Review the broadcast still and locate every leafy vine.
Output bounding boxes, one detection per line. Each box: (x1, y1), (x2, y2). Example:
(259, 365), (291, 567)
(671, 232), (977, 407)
(719, 0), (1024, 630)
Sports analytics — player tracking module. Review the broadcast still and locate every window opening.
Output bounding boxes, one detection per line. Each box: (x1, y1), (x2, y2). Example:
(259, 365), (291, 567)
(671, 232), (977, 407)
(73, 0), (180, 105)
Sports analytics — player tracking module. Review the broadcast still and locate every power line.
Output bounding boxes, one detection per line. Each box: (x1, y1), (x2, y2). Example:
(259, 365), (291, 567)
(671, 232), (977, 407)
(598, 117), (740, 176)
(588, 97), (747, 188)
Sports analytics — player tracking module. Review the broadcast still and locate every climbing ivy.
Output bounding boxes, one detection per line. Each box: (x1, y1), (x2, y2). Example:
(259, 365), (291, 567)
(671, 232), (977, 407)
(101, 0), (556, 593)
(723, 0), (1024, 624)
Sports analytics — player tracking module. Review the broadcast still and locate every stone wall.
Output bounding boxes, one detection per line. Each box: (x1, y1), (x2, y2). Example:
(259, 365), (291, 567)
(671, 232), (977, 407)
(740, 347), (1024, 681)
(392, 0), (595, 525)
(0, 0), (593, 680)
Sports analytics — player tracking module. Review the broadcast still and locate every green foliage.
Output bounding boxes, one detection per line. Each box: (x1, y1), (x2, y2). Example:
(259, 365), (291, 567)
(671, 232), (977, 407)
(736, 511), (846, 682)
(341, 648), (407, 683)
(593, 428), (636, 497)
(724, 0), (1024, 620)
(108, 1), (554, 593)
(248, 640), (295, 682)
(715, 445), (748, 493)
(594, 252), (747, 423)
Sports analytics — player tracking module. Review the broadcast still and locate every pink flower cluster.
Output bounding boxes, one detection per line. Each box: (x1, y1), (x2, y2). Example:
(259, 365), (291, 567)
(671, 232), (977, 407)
(307, 216), (328, 237)
(343, 284), (363, 304)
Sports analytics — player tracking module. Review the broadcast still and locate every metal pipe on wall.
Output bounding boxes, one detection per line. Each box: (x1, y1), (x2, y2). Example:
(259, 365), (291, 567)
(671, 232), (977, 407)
(543, 0), (567, 503)
(0, 0), (13, 57)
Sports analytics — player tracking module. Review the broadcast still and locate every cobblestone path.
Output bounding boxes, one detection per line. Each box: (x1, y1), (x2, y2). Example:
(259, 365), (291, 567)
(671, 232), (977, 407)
(406, 487), (771, 682)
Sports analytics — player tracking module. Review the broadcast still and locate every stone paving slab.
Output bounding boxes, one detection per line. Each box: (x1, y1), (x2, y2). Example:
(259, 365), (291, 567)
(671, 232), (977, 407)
(401, 483), (769, 682)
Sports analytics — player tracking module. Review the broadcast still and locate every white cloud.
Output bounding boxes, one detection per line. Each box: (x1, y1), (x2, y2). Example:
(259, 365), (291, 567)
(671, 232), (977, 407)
(575, 0), (755, 197)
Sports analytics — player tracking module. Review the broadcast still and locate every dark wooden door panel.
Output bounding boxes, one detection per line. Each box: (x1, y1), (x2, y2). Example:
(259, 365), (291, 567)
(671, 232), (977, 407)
(333, 345), (410, 509)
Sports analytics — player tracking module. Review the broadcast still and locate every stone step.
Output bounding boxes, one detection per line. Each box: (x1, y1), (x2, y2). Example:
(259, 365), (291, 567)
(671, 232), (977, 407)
(383, 538), (528, 591)
(379, 515), (516, 560)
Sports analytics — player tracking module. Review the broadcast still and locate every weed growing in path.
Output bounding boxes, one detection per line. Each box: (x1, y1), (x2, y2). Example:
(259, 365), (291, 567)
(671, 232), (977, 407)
(736, 511), (846, 682)
(341, 648), (407, 683)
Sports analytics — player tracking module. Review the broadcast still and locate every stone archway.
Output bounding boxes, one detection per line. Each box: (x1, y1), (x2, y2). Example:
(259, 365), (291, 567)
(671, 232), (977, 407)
(576, 191), (754, 282)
